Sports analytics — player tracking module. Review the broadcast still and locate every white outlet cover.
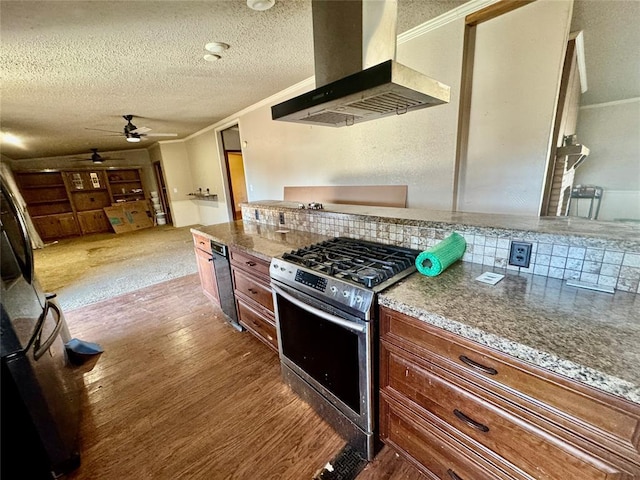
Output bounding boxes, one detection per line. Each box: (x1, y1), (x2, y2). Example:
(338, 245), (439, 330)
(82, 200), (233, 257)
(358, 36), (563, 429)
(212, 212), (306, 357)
(475, 272), (505, 285)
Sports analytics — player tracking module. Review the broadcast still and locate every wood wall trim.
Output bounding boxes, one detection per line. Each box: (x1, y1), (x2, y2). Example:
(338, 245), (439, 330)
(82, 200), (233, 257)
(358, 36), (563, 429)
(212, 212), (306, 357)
(465, 0), (536, 26)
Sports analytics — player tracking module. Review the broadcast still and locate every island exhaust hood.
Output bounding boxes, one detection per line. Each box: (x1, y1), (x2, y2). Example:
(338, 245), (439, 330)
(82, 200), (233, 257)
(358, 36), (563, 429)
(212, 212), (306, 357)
(271, 0), (450, 127)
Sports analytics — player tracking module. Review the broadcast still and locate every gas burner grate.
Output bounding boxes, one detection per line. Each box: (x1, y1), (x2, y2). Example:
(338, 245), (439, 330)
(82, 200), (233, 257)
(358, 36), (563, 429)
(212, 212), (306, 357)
(282, 237), (420, 288)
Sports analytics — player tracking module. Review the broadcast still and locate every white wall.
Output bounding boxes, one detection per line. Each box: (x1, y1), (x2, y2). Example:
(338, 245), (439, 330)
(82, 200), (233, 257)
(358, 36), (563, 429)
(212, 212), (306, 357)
(159, 0), (578, 223)
(574, 99), (640, 220)
(185, 131), (230, 225)
(458, 0), (573, 215)
(240, 18), (465, 211)
(157, 141), (200, 227)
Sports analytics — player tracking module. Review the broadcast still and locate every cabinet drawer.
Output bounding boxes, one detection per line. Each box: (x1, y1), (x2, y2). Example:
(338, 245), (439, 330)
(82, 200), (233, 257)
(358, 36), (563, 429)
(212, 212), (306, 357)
(192, 233), (212, 254)
(237, 298), (278, 352)
(382, 341), (625, 480)
(380, 307), (640, 463)
(230, 249), (270, 277)
(232, 268), (274, 313)
(380, 394), (526, 480)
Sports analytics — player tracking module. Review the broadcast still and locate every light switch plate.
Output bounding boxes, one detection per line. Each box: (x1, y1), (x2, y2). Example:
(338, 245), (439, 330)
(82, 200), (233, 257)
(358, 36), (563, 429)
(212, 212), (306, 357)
(475, 272), (505, 285)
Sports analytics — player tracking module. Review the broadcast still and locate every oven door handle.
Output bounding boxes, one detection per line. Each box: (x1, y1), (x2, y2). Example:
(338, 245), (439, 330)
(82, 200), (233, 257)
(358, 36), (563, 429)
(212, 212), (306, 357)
(271, 284), (366, 334)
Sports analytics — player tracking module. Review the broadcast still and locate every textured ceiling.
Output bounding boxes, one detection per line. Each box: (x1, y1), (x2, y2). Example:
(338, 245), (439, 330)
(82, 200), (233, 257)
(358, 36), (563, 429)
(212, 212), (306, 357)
(0, 0), (467, 160)
(1, 0), (637, 161)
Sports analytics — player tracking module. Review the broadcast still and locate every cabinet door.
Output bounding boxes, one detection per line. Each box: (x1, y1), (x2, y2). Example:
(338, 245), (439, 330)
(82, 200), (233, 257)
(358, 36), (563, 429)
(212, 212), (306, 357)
(76, 210), (111, 235)
(57, 213), (81, 236)
(194, 247), (220, 305)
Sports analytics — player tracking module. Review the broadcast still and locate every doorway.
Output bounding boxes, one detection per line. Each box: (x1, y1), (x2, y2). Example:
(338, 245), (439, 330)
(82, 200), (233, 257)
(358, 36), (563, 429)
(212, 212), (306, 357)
(221, 126), (247, 221)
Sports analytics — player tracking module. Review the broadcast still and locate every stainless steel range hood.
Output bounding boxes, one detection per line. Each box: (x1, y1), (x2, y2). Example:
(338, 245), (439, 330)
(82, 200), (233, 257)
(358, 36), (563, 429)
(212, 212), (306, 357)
(271, 0), (450, 127)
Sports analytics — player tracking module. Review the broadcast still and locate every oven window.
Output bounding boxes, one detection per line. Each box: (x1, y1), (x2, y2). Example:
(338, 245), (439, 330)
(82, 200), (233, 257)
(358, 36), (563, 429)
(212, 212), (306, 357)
(277, 295), (361, 414)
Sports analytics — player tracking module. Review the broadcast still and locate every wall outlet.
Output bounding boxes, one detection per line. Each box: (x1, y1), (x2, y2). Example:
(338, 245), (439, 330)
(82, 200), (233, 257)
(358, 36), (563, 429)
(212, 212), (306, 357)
(509, 241), (532, 268)
(254, 209), (259, 220)
(279, 212), (285, 224)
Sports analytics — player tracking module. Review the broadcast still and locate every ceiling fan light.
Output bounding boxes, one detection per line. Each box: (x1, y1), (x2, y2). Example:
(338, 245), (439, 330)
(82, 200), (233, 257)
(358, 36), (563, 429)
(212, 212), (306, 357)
(203, 54), (221, 62)
(126, 134), (141, 143)
(247, 0), (275, 11)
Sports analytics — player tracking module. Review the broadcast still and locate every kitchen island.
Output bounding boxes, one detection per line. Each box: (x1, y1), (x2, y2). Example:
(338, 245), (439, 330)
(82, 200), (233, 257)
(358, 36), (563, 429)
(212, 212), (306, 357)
(191, 219), (640, 478)
(191, 220), (639, 405)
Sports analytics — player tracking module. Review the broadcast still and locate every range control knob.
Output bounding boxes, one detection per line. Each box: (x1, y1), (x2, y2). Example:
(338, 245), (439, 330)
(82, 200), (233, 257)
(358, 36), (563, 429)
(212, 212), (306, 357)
(342, 290), (350, 298)
(355, 295), (363, 303)
(330, 286), (338, 294)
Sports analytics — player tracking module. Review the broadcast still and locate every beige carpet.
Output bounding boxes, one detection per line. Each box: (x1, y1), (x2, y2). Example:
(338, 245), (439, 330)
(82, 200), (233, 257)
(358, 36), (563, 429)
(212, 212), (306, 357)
(33, 224), (200, 310)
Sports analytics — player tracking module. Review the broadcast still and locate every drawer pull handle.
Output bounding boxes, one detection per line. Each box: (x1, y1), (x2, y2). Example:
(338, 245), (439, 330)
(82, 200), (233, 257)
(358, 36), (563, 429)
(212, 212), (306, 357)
(447, 470), (463, 480)
(453, 409), (489, 433)
(248, 288), (258, 295)
(459, 355), (498, 375)
(208, 257), (213, 263)
(246, 261), (257, 267)
(199, 241), (205, 245)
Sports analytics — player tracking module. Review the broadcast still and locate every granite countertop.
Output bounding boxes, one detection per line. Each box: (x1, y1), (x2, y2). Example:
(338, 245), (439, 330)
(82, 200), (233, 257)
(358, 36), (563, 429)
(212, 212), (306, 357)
(191, 221), (639, 405)
(190, 220), (330, 263)
(379, 262), (640, 404)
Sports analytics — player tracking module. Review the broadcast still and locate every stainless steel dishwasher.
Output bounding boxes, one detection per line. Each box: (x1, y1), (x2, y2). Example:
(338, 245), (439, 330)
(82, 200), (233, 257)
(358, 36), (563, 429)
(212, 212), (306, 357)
(210, 240), (243, 332)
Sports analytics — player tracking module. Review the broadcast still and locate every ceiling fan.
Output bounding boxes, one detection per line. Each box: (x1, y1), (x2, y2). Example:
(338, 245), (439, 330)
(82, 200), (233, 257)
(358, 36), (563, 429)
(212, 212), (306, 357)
(71, 148), (122, 164)
(86, 115), (179, 143)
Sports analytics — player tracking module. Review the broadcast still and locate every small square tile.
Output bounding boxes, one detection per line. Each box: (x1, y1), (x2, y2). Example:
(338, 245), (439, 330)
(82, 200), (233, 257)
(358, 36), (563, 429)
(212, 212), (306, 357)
(548, 267), (564, 279)
(472, 254), (484, 264)
(484, 246), (496, 257)
(552, 244), (569, 257)
(585, 248), (605, 262)
(580, 272), (599, 283)
(494, 257), (508, 268)
(485, 236), (497, 248)
(537, 243), (553, 255)
(565, 258), (584, 271)
(474, 246), (485, 256)
(597, 275), (617, 287)
(534, 264), (549, 276)
(603, 250), (624, 265)
(520, 265), (534, 274)
(619, 266), (640, 280)
(506, 264), (520, 271)
(622, 253), (640, 268)
(582, 261), (601, 275)
(550, 256), (566, 268)
(497, 238), (510, 249)
(616, 277), (639, 293)
(483, 255), (495, 266)
(474, 235), (486, 246)
(463, 252), (474, 262)
(568, 247), (586, 260)
(535, 254), (551, 266)
(600, 263), (620, 277)
(564, 269), (580, 280)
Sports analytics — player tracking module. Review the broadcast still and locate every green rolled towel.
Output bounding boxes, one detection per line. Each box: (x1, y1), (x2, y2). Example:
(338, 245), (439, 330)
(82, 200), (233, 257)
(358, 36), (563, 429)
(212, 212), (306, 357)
(415, 232), (467, 277)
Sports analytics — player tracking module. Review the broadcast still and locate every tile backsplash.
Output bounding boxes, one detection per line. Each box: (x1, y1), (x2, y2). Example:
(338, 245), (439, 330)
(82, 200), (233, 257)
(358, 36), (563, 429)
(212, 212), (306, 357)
(242, 204), (640, 294)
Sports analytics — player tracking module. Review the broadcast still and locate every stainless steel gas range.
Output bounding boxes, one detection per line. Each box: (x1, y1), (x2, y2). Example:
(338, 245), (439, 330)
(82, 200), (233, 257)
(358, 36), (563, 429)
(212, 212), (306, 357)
(269, 237), (420, 461)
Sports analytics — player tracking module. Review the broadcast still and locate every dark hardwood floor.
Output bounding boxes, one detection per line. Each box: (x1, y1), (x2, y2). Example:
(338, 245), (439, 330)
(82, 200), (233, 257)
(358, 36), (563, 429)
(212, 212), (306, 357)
(62, 274), (425, 480)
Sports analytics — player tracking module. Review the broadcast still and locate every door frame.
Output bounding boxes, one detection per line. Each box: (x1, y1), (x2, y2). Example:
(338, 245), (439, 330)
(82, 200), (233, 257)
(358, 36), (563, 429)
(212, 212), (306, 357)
(214, 119), (245, 222)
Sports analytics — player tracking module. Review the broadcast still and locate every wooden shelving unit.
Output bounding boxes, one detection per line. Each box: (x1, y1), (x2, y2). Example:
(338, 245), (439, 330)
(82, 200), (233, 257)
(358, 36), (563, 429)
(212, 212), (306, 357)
(15, 168), (149, 240)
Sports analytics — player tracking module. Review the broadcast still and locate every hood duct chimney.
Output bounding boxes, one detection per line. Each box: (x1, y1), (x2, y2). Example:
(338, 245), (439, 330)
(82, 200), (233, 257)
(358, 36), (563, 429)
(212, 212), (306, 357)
(271, 0), (450, 127)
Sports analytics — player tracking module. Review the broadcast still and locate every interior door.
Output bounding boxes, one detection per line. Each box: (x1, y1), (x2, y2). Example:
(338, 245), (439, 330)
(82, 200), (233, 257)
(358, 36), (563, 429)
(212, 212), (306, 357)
(225, 151), (247, 221)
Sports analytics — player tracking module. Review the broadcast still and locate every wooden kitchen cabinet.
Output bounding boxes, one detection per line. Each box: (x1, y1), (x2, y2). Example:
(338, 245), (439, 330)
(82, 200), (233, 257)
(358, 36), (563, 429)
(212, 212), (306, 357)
(15, 168), (149, 240)
(192, 233), (220, 305)
(229, 248), (278, 353)
(379, 306), (640, 479)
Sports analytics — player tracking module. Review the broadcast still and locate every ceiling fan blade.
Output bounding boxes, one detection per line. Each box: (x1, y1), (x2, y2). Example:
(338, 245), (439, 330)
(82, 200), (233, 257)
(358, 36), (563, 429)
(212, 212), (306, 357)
(85, 127), (122, 134)
(131, 126), (152, 134)
(143, 133), (178, 137)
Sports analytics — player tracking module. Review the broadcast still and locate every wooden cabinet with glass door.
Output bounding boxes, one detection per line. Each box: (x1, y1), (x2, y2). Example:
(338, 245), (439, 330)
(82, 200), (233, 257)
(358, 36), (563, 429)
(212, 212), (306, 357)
(62, 171), (112, 235)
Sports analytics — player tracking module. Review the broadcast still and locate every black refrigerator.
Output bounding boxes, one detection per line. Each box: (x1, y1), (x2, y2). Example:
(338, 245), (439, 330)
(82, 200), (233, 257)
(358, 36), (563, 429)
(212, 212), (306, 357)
(1, 178), (82, 479)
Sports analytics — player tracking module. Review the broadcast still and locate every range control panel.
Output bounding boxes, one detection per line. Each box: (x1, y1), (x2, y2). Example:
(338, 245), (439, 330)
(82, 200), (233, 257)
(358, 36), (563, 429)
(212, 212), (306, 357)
(270, 260), (374, 313)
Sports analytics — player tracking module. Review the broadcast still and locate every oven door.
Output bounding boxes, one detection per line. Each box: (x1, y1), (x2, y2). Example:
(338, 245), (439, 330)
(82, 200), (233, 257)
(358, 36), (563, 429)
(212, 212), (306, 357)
(271, 281), (373, 434)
